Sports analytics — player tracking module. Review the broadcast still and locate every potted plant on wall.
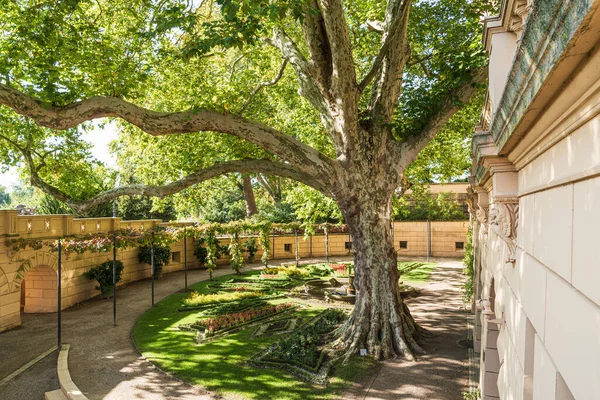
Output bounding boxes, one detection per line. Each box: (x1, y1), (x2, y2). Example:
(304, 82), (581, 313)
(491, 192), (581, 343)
(138, 244), (171, 279)
(244, 238), (258, 264)
(83, 260), (125, 299)
(194, 237), (208, 267)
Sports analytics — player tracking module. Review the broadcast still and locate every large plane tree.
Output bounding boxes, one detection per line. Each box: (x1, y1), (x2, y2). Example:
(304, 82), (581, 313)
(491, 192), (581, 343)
(0, 0), (489, 359)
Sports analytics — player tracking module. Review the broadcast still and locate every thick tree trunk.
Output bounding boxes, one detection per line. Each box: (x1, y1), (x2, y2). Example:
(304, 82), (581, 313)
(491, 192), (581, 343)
(338, 190), (427, 360)
(242, 176), (258, 218)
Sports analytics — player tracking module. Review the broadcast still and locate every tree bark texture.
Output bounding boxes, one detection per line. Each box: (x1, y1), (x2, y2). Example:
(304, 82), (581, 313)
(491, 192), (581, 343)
(339, 191), (426, 360)
(242, 176), (258, 218)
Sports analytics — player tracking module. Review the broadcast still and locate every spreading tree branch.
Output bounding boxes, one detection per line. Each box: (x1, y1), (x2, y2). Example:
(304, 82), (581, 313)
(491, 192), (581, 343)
(315, 0), (357, 97)
(0, 82), (334, 178)
(368, 0), (413, 122)
(267, 29), (329, 116)
(23, 157), (331, 212)
(238, 59), (288, 114)
(267, 29), (345, 150)
(256, 173), (280, 202)
(398, 66), (488, 169)
(301, 0), (333, 92)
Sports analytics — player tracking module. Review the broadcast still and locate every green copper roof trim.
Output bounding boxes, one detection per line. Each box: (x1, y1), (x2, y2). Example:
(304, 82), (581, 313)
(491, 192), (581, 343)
(490, 0), (594, 151)
(475, 165), (488, 183)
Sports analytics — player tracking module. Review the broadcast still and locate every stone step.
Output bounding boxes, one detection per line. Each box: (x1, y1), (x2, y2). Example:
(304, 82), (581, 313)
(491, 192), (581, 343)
(45, 389), (68, 400)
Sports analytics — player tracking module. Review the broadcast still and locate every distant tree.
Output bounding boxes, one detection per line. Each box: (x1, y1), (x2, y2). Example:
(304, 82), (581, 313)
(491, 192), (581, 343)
(0, 185), (10, 206)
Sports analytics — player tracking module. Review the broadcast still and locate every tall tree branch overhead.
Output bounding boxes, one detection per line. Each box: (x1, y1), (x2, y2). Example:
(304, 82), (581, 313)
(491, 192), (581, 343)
(0, 82), (333, 179)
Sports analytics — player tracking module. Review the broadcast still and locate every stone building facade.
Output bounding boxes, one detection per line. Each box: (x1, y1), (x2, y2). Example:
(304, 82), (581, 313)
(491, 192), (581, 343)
(470, 0), (600, 399)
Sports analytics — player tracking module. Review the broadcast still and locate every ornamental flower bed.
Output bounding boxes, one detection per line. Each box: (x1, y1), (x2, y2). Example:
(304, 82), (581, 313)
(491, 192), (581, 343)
(182, 290), (267, 308)
(260, 274), (282, 279)
(199, 303), (295, 336)
(231, 285), (255, 292)
(330, 264), (348, 274)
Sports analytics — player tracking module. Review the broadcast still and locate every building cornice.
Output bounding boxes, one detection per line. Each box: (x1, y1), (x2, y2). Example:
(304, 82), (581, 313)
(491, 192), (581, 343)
(472, 0), (600, 189)
(489, 0), (599, 153)
(482, 0), (533, 50)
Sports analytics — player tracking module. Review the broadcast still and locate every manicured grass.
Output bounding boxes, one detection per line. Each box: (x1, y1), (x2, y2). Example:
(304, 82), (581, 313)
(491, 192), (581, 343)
(133, 270), (378, 400)
(399, 262), (437, 283)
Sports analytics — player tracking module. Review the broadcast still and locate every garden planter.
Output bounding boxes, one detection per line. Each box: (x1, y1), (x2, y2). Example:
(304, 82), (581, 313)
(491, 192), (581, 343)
(101, 286), (114, 299)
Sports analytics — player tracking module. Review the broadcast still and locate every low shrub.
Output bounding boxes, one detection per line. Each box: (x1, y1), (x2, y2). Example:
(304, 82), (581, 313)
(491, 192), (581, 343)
(261, 265), (311, 279)
(138, 244), (171, 279)
(198, 303), (295, 336)
(183, 290), (267, 308)
(265, 309), (346, 368)
(463, 228), (475, 303)
(195, 299), (269, 316)
(83, 260), (125, 298)
(308, 264), (333, 277)
(330, 263), (348, 274)
(244, 238), (259, 263)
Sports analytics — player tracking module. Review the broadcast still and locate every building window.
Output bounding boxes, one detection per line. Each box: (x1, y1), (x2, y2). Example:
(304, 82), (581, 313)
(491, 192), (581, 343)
(399, 241), (408, 249)
(345, 241), (352, 250)
(172, 252), (181, 263)
(455, 242), (465, 250)
(284, 243), (292, 252)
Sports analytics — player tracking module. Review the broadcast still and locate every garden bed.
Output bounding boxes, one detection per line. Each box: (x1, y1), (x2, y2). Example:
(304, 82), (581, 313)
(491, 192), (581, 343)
(133, 263), (434, 399)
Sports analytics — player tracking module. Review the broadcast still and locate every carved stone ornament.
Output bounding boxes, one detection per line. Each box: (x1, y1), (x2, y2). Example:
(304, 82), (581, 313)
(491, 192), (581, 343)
(489, 199), (519, 264)
(476, 205), (489, 234)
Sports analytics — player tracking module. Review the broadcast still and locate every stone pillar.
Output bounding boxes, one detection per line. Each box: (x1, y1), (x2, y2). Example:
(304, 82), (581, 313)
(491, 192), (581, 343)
(489, 31), (518, 113)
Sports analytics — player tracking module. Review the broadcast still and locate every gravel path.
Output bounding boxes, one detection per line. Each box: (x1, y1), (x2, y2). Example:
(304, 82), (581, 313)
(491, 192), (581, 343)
(0, 257), (468, 400)
(0, 257), (351, 400)
(344, 259), (470, 400)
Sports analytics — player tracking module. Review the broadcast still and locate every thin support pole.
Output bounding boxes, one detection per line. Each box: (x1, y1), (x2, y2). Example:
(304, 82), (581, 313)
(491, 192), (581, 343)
(271, 232), (275, 259)
(57, 239), (62, 348)
(309, 235), (313, 258)
(112, 233), (117, 327)
(294, 229), (299, 267)
(347, 232), (351, 255)
(184, 227), (188, 292)
(325, 227), (329, 264)
(426, 220), (431, 262)
(151, 238), (155, 307)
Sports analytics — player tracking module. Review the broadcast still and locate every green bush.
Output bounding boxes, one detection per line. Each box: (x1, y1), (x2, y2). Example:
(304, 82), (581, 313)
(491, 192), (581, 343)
(83, 260), (125, 296)
(308, 264), (333, 277)
(194, 237), (209, 266)
(392, 187), (467, 221)
(266, 309), (345, 368)
(244, 238), (259, 263)
(182, 290), (267, 308)
(138, 244), (171, 279)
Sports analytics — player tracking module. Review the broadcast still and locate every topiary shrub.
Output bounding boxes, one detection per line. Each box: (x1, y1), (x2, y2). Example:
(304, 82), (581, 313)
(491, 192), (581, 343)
(138, 244), (171, 279)
(83, 260), (125, 299)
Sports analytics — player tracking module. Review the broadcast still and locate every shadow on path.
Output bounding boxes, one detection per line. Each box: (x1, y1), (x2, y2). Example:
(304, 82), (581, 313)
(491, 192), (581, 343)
(344, 260), (469, 400)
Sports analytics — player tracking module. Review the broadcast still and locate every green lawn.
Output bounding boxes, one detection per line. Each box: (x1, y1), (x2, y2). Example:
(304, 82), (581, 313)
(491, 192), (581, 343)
(133, 270), (378, 400)
(398, 262), (437, 283)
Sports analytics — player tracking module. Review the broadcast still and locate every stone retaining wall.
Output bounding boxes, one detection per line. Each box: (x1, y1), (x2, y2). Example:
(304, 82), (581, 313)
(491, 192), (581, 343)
(0, 209), (467, 333)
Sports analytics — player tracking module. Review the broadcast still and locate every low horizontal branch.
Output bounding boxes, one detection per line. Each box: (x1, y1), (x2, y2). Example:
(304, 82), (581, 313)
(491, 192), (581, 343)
(28, 159), (330, 212)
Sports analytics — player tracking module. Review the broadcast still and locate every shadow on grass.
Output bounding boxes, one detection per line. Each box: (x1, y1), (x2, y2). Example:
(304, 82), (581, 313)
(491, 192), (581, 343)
(400, 263), (437, 283)
(133, 271), (378, 400)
